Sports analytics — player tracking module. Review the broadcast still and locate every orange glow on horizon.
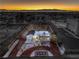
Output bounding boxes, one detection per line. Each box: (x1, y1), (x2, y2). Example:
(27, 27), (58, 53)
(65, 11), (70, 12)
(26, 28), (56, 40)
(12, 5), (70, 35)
(0, 3), (79, 11)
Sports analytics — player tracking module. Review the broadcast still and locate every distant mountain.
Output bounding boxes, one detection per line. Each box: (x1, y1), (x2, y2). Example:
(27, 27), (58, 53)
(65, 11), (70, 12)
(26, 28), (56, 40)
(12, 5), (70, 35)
(0, 9), (79, 12)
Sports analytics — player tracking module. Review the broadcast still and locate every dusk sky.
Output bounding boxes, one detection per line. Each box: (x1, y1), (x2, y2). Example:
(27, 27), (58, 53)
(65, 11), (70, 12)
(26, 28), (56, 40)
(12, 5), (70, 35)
(0, 0), (79, 11)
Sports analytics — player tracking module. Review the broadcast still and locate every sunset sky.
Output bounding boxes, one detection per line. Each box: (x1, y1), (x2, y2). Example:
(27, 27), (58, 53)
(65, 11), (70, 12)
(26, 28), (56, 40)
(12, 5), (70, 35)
(0, 0), (79, 11)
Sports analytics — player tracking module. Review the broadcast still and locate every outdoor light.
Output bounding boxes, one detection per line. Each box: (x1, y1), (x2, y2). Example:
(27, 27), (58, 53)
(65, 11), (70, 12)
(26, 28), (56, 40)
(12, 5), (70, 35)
(33, 35), (39, 41)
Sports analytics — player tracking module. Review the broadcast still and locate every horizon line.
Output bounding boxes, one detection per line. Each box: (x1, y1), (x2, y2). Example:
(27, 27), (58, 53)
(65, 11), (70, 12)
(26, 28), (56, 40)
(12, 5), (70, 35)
(0, 9), (79, 12)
